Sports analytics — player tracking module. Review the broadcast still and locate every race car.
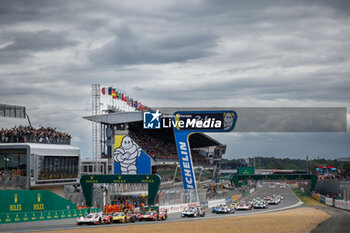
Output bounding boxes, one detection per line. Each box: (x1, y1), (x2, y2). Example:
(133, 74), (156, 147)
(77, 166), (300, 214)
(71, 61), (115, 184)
(112, 212), (128, 223)
(102, 214), (113, 224)
(269, 198), (281, 205)
(253, 201), (268, 209)
(263, 196), (272, 204)
(235, 202), (252, 210)
(137, 211), (159, 221)
(158, 209), (168, 220)
(77, 212), (103, 225)
(212, 204), (224, 213)
(125, 211), (137, 223)
(215, 205), (235, 214)
(181, 206), (205, 217)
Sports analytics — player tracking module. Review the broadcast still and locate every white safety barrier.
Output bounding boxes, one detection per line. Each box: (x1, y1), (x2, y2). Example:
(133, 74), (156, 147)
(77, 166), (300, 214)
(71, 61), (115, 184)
(249, 188), (255, 194)
(325, 197), (333, 206)
(160, 202), (200, 214)
(208, 199), (226, 208)
(334, 200), (350, 210)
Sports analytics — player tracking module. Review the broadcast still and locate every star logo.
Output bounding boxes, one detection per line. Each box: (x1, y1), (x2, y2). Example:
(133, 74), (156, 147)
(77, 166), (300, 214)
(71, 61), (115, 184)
(143, 110), (162, 129)
(150, 110), (161, 122)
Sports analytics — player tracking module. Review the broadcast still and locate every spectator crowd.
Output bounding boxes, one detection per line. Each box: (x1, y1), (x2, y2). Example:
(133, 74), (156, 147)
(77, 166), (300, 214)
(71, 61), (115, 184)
(129, 130), (209, 166)
(0, 125), (71, 144)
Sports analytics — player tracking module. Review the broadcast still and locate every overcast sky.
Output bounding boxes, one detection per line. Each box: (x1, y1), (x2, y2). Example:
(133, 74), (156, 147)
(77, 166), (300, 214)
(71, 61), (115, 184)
(1, 0), (349, 160)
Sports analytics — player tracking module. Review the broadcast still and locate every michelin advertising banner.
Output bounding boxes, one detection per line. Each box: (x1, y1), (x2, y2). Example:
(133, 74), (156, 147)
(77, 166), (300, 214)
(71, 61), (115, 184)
(114, 135), (151, 175)
(172, 111), (237, 190)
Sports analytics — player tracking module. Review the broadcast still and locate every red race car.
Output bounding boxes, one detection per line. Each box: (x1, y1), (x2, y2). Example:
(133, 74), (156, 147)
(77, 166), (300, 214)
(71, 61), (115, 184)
(137, 211), (160, 221)
(158, 209), (168, 221)
(102, 214), (112, 224)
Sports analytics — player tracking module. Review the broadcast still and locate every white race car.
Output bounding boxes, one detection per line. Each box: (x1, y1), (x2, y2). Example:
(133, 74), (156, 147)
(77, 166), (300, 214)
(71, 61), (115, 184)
(181, 206), (205, 217)
(235, 202), (252, 210)
(77, 212), (103, 225)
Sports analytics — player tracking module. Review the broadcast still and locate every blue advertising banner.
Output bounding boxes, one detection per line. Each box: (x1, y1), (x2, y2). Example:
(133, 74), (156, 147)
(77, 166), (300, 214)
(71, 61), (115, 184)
(173, 111), (237, 190)
(173, 131), (197, 189)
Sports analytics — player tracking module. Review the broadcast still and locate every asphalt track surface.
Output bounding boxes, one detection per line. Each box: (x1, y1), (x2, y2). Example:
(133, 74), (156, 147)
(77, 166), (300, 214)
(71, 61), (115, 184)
(1, 185), (302, 233)
(311, 206), (350, 233)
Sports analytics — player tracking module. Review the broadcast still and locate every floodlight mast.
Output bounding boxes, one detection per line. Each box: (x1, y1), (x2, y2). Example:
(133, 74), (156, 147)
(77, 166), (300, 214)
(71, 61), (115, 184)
(92, 84), (102, 175)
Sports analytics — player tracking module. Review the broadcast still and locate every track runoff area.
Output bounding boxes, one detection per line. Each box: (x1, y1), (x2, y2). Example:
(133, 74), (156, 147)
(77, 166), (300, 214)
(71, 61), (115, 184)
(1, 184), (302, 232)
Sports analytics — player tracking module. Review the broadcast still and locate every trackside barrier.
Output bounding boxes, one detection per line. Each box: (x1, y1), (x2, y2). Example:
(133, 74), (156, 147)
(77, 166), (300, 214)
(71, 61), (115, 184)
(160, 202), (199, 214)
(208, 199), (226, 208)
(312, 191), (350, 210)
(334, 200), (350, 210)
(325, 197), (333, 206)
(249, 188), (255, 194)
(311, 192), (321, 201)
(232, 194), (242, 202)
(0, 208), (99, 224)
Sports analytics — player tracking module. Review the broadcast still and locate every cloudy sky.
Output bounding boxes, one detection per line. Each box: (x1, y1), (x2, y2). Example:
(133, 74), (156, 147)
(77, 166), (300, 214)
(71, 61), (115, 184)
(1, 0), (349, 160)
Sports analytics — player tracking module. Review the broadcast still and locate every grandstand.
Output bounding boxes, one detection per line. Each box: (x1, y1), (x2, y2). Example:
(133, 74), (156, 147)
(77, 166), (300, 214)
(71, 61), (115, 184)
(0, 104), (79, 197)
(83, 111), (227, 184)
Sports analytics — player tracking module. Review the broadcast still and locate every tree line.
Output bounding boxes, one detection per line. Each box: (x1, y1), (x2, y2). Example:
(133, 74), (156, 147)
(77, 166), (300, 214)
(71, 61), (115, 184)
(220, 157), (350, 171)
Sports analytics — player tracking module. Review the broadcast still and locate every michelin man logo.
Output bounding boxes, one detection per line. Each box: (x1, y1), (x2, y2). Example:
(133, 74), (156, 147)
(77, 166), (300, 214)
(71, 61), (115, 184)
(224, 112), (235, 130)
(114, 136), (141, 174)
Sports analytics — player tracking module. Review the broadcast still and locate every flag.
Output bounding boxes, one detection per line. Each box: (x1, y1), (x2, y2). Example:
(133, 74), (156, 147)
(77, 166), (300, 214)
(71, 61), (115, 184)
(108, 87), (112, 95)
(112, 89), (117, 99)
(101, 87), (106, 95)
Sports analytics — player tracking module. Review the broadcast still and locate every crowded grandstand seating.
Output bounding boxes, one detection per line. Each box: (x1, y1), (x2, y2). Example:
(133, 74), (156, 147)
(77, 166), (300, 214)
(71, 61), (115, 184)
(129, 129), (210, 166)
(0, 126), (71, 144)
(318, 170), (350, 181)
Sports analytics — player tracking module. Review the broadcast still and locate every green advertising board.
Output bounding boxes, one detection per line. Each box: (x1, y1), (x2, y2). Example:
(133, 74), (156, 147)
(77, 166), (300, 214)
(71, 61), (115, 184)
(0, 190), (95, 224)
(0, 190), (76, 214)
(237, 167), (255, 175)
(80, 174), (161, 207)
(0, 208), (99, 224)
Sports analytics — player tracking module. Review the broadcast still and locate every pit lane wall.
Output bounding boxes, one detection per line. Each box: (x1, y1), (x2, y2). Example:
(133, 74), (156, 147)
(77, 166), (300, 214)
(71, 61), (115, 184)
(0, 190), (98, 224)
(0, 208), (99, 224)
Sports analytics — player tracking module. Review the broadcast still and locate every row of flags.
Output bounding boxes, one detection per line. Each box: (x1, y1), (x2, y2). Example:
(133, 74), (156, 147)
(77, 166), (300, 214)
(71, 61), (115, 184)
(101, 87), (149, 111)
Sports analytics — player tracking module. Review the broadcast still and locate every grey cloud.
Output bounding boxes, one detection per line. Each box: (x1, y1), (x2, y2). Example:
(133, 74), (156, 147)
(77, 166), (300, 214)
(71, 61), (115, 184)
(0, 30), (78, 63)
(89, 27), (217, 65)
(0, 0), (349, 159)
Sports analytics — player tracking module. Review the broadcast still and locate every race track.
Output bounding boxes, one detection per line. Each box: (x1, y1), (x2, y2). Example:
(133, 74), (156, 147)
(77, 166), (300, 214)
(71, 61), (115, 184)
(0, 185), (302, 232)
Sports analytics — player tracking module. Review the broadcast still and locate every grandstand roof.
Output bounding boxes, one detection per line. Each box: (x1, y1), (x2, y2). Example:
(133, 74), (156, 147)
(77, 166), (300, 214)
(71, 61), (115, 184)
(83, 112), (225, 148)
(83, 111), (142, 124)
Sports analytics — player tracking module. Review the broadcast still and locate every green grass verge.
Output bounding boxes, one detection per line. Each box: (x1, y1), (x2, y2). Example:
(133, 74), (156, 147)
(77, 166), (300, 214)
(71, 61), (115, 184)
(292, 189), (327, 207)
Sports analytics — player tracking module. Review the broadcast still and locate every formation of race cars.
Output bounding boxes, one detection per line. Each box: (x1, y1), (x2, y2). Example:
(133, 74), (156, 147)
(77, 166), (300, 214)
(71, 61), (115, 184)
(77, 209), (167, 225)
(212, 194), (283, 213)
(77, 184), (286, 225)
